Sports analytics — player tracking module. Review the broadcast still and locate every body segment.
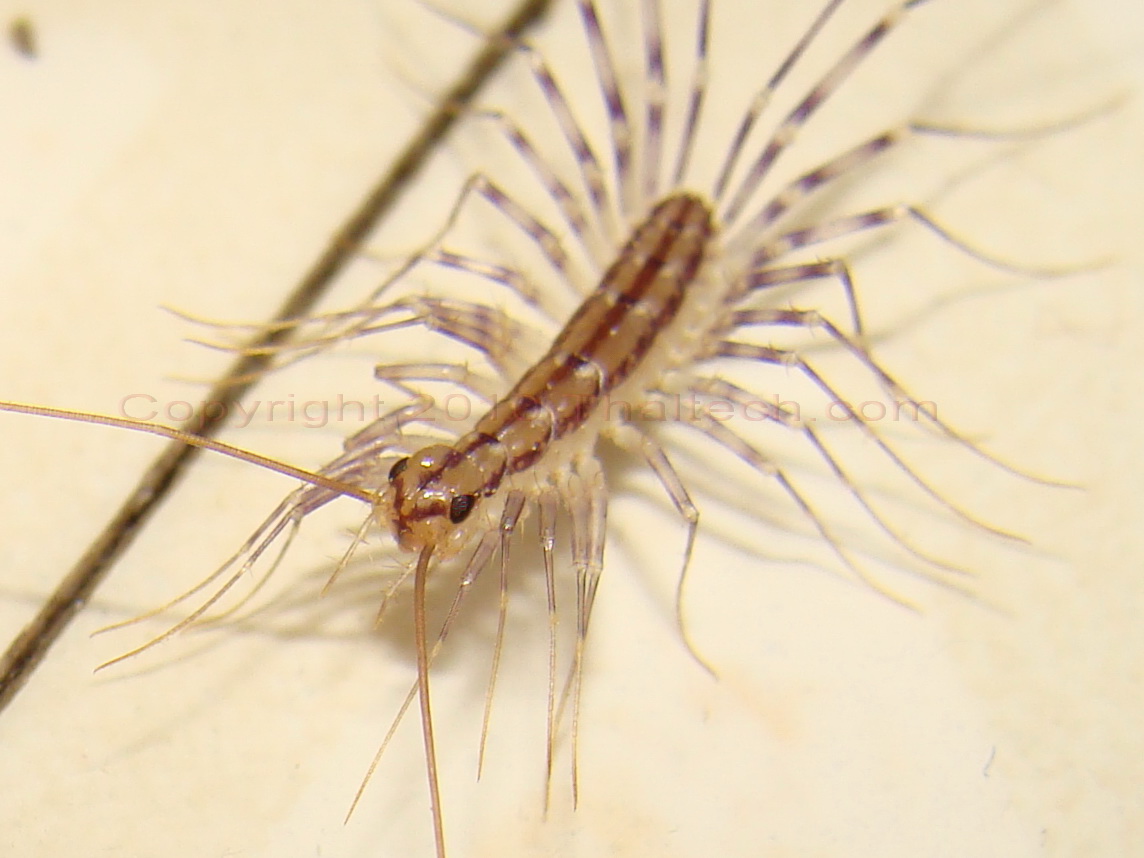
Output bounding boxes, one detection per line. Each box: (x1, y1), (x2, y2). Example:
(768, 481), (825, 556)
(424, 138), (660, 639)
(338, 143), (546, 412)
(386, 192), (714, 551)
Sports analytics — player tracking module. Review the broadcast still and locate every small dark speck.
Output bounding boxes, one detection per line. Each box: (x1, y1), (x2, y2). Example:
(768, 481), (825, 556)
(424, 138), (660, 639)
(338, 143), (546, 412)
(10, 16), (36, 59)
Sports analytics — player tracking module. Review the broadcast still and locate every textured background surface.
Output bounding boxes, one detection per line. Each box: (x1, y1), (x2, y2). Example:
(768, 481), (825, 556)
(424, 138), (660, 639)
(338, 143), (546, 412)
(0, 1), (1141, 855)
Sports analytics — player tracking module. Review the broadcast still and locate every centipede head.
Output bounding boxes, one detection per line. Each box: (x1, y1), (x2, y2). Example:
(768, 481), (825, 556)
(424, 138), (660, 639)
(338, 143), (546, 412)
(382, 444), (482, 556)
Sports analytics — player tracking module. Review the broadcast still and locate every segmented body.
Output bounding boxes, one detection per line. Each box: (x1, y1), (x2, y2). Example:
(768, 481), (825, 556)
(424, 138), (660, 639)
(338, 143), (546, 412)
(388, 193), (713, 551)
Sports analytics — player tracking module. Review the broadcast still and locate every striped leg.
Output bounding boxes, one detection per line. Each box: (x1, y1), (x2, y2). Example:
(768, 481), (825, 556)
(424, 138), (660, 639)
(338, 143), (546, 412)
(731, 116), (1103, 244)
(712, 0), (847, 200)
(688, 375), (975, 586)
(670, 0), (710, 186)
(732, 258), (865, 336)
(639, 0), (667, 201)
(711, 338), (1029, 535)
(750, 203), (1074, 277)
(720, 0), (935, 224)
(417, 0), (619, 240)
(678, 411), (922, 609)
(473, 109), (605, 266)
(723, 308), (1069, 484)
(576, 0), (636, 216)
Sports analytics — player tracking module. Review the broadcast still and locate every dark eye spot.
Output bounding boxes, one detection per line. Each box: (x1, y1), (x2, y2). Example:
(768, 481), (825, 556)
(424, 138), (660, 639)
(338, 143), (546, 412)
(388, 457), (410, 481)
(449, 494), (477, 524)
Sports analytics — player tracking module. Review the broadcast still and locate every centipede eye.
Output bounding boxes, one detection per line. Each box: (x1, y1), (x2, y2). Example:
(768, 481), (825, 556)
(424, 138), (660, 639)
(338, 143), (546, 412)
(449, 493), (477, 524)
(388, 456), (410, 482)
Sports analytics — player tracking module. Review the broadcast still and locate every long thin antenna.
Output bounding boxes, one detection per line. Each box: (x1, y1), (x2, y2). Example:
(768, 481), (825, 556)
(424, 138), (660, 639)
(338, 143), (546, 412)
(0, 402), (378, 504)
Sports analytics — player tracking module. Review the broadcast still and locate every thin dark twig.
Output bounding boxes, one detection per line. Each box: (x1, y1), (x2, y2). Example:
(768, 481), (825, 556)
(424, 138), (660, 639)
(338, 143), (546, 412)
(0, 0), (553, 713)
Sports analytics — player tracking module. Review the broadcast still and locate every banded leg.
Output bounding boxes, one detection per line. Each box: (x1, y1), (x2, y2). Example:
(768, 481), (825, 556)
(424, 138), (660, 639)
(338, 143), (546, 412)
(711, 0), (847, 200)
(731, 126), (909, 243)
(733, 258), (865, 337)
(420, 246), (562, 313)
(455, 174), (580, 289)
(689, 376), (975, 585)
(680, 412), (920, 609)
(726, 308), (1066, 483)
(670, 0), (710, 187)
(731, 117), (1102, 244)
(721, 0), (934, 224)
(750, 203), (1075, 277)
(639, 0), (666, 201)
(358, 170), (578, 302)
(712, 339), (1026, 536)
(472, 109), (605, 265)
(418, 1), (618, 240)
(576, 0), (636, 216)
(283, 171), (582, 375)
